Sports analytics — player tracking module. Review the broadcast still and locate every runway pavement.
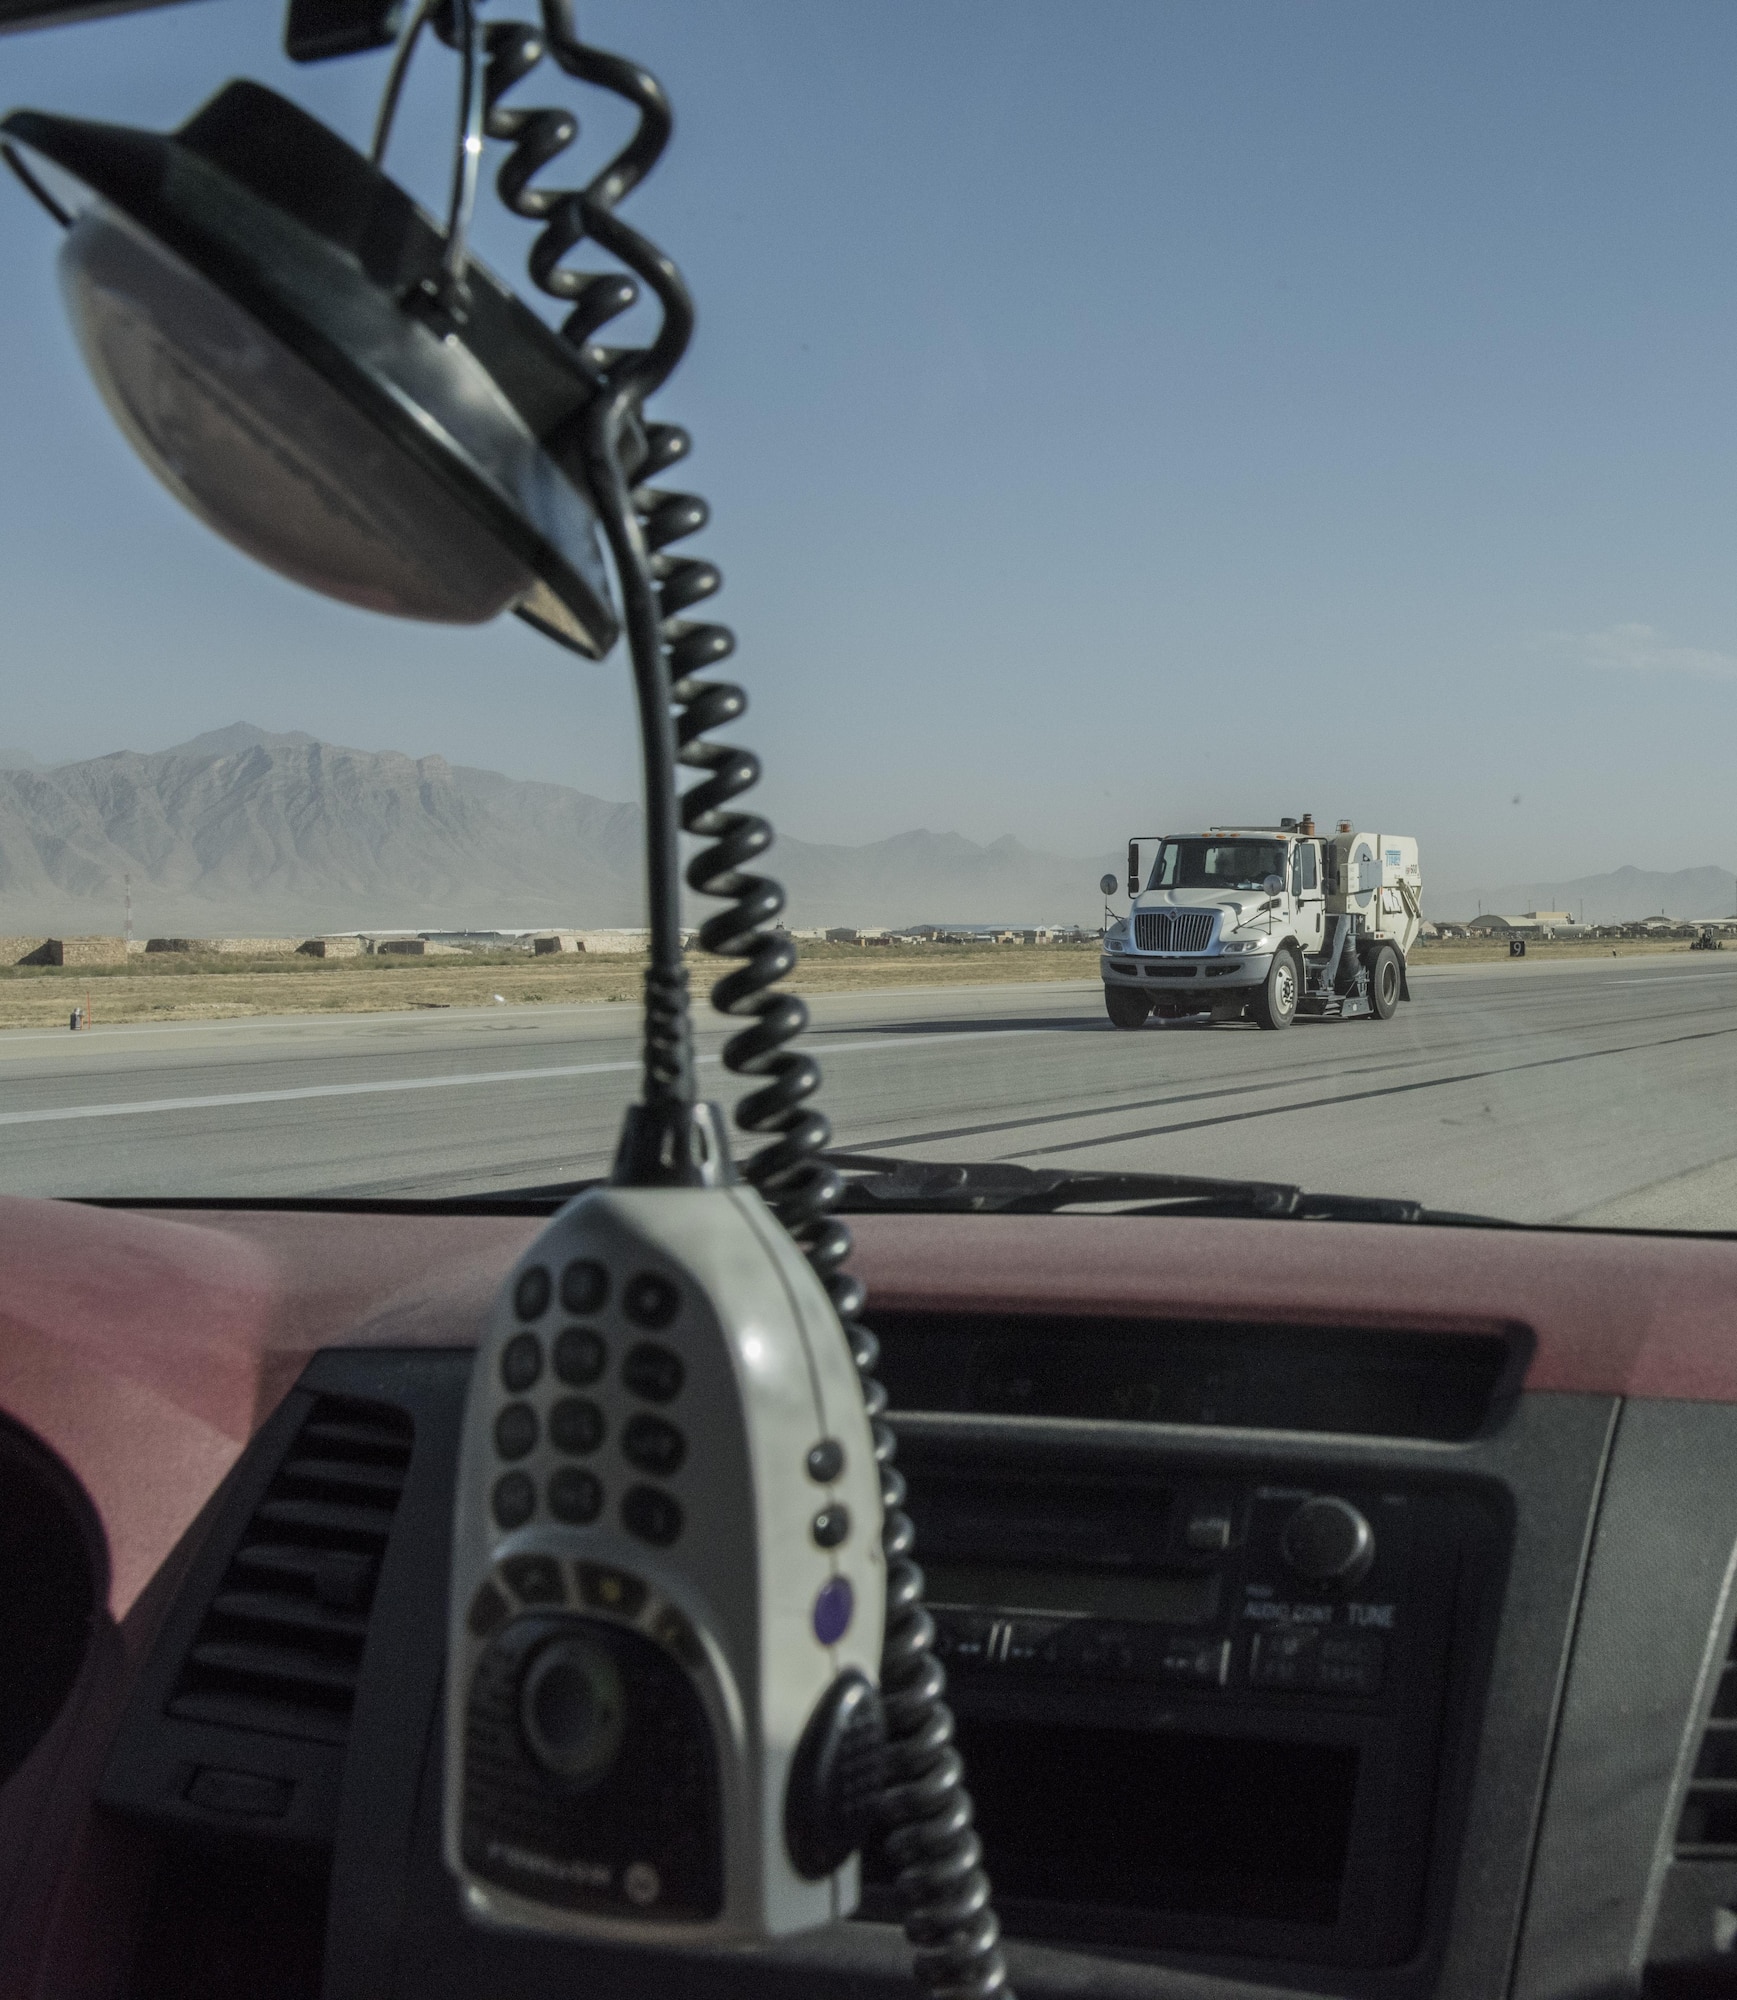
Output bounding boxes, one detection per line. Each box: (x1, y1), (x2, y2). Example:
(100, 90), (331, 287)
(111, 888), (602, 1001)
(4, 953), (1737, 1228)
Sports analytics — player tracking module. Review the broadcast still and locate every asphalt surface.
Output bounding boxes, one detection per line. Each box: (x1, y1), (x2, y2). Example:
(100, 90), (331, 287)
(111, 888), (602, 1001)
(5, 954), (1737, 1229)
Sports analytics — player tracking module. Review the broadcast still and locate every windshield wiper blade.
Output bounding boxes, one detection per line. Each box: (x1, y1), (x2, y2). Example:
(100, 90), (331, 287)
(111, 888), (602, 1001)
(822, 1151), (1478, 1225)
(826, 1151), (1303, 1216)
(412, 1159), (1493, 1227)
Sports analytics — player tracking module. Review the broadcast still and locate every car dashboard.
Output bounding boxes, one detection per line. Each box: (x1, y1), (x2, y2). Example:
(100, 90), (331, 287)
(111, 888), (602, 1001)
(3, 1193), (1737, 2000)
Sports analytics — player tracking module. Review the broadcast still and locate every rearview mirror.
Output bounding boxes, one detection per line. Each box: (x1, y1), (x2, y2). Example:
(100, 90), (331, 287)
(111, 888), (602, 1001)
(1263, 873), (1284, 895)
(1099, 874), (1117, 897)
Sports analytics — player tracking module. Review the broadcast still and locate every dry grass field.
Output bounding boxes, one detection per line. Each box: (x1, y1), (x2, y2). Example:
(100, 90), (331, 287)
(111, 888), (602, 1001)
(1409, 935), (1716, 965)
(0, 939), (1104, 1030)
(0, 933), (1709, 1032)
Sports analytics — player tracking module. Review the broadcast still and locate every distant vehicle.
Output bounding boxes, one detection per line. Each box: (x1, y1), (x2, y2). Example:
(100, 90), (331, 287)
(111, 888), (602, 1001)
(1099, 816), (1422, 1029)
(1691, 927), (1724, 951)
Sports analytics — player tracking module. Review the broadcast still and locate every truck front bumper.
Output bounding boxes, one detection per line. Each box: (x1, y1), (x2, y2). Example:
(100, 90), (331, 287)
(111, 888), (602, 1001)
(1100, 952), (1268, 993)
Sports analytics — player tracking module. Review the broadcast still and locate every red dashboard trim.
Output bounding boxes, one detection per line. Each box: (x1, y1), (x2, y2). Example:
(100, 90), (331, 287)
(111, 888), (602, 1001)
(3, 1196), (1736, 1616)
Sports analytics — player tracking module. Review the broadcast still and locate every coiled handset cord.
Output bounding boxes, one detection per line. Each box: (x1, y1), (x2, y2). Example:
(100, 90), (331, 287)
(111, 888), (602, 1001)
(466, 7), (1013, 1994)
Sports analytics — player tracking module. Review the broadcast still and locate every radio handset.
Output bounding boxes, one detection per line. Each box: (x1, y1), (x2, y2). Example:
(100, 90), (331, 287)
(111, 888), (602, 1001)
(426, 5), (1011, 1987)
(445, 1130), (887, 1942)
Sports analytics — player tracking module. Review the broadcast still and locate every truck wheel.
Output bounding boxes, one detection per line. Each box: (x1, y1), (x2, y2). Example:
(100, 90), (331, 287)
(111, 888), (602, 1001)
(1370, 944), (1401, 1020)
(1251, 948), (1300, 1030)
(1105, 986), (1150, 1029)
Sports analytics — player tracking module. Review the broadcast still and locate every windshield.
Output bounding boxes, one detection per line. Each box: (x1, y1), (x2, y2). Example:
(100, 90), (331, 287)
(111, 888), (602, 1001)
(3, 5), (1737, 1236)
(1149, 841), (1286, 894)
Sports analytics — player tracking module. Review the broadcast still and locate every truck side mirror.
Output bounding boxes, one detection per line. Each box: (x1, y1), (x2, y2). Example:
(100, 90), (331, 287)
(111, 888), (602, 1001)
(1127, 840), (1140, 899)
(1099, 874), (1118, 897)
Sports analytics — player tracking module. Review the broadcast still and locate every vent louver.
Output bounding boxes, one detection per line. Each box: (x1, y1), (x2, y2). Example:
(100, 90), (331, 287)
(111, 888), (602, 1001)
(1675, 1622), (1737, 1856)
(167, 1397), (412, 1746)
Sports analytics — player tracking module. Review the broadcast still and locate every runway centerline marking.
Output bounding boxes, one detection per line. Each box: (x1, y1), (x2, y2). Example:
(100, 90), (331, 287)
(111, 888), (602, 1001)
(0, 1058), (642, 1126)
(0, 1026), (1077, 1127)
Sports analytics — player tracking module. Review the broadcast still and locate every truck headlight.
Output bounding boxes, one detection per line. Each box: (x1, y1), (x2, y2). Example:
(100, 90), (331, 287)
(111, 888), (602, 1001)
(1104, 924), (1129, 948)
(1218, 940), (1267, 955)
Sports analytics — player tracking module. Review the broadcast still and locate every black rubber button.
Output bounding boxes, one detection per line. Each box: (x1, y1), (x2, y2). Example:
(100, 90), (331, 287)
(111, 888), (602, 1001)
(549, 1467), (603, 1525)
(652, 1604), (704, 1667)
(554, 1326), (607, 1386)
(624, 1271), (681, 1329)
(623, 1342), (684, 1404)
(577, 1563), (647, 1618)
(550, 1397), (606, 1455)
(622, 1484), (683, 1547)
(811, 1505), (851, 1549)
(492, 1471), (535, 1529)
(494, 1402), (538, 1460)
(514, 1265), (552, 1321)
(502, 1553), (565, 1605)
(560, 1259), (609, 1314)
(623, 1412), (686, 1477)
(500, 1332), (543, 1394)
(806, 1438), (844, 1483)
(467, 1580), (511, 1638)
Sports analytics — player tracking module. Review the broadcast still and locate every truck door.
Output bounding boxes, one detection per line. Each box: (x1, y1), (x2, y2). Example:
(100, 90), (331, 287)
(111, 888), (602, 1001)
(1293, 841), (1325, 954)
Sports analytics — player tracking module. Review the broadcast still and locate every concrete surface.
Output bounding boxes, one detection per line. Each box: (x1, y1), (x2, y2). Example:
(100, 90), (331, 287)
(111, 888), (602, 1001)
(2, 953), (1736, 1228)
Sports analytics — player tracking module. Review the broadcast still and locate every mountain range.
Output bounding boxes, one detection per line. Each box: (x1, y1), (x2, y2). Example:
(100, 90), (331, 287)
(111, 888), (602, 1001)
(7, 729), (1729, 934)
(0, 725), (1102, 935)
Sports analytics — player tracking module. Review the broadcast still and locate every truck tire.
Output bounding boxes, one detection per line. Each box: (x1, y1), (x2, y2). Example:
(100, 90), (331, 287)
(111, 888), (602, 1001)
(1105, 985), (1150, 1029)
(1370, 944), (1401, 1020)
(1251, 948), (1300, 1030)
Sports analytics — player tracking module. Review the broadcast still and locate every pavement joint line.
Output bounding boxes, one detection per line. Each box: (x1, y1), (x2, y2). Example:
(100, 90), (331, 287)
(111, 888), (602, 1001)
(847, 1046), (1464, 1154)
(1010, 1015), (1737, 1160)
(842, 1002), (1737, 1154)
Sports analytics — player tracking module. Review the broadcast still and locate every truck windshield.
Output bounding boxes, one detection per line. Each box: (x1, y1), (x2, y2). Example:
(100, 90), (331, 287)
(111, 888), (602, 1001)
(1149, 840), (1287, 892)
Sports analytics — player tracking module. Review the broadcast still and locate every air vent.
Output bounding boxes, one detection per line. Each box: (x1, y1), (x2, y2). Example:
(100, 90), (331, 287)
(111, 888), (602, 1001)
(167, 1397), (412, 1747)
(1675, 1623), (1737, 1856)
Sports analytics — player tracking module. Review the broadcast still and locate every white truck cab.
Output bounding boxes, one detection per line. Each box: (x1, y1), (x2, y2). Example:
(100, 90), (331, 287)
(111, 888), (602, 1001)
(1099, 816), (1422, 1030)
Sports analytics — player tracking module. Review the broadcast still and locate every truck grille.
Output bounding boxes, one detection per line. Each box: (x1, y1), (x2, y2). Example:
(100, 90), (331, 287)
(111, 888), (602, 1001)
(1133, 911), (1215, 954)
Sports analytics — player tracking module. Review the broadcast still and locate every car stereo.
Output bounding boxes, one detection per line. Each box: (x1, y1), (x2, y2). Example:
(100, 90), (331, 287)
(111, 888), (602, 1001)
(863, 1456), (1509, 1969)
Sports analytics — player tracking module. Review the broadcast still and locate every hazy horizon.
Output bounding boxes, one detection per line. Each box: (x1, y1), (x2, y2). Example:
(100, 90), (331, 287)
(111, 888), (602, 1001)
(4, 4), (1736, 893)
(2, 724), (1733, 925)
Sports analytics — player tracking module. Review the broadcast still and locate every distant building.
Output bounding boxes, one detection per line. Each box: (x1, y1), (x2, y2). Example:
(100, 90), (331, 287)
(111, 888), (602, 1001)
(531, 929), (655, 955)
(1467, 911), (1577, 937)
(18, 935), (128, 966)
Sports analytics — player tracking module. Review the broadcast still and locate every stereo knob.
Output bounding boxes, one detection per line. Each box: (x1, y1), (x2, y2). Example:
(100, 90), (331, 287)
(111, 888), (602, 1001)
(1280, 1496), (1374, 1587)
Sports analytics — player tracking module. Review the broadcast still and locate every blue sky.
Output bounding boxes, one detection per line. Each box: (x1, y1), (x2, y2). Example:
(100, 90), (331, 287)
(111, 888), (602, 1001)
(3, 1), (1737, 894)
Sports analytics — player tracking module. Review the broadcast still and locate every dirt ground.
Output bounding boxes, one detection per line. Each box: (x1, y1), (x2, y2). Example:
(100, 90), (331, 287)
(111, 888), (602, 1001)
(0, 934), (1710, 1032)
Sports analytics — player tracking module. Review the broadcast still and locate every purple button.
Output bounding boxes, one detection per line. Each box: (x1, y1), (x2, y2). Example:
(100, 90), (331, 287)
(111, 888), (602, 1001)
(812, 1576), (853, 1646)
